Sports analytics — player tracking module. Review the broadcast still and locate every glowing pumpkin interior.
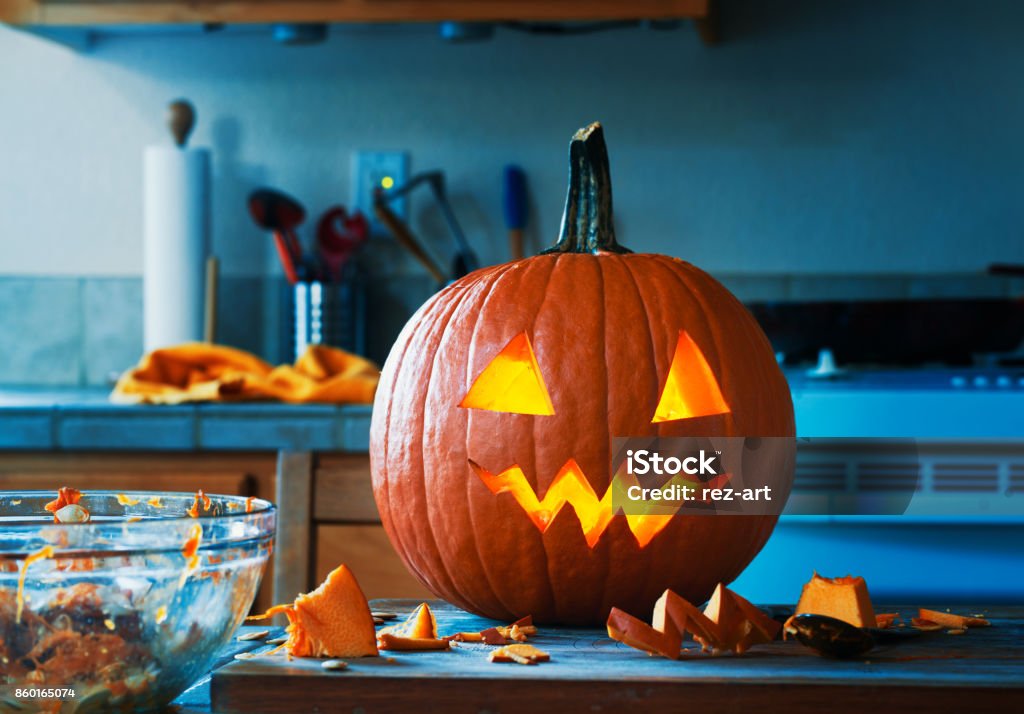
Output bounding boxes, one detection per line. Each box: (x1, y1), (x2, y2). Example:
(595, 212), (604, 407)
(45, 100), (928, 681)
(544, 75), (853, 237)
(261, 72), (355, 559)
(461, 329), (733, 549)
(652, 331), (731, 423)
(459, 333), (554, 415)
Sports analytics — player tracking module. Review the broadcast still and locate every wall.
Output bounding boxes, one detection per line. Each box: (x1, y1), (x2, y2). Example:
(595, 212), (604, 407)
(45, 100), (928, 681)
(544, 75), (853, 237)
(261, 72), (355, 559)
(2, 0), (1023, 383)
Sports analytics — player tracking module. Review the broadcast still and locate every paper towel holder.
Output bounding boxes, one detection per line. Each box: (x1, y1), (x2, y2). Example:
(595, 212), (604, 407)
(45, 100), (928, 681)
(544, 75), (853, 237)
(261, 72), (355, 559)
(168, 99), (196, 148)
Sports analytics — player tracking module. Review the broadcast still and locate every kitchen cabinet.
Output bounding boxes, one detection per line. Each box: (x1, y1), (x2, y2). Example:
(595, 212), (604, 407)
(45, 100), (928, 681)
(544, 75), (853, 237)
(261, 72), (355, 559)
(1, 0), (718, 43)
(315, 525), (431, 599)
(312, 454), (432, 599)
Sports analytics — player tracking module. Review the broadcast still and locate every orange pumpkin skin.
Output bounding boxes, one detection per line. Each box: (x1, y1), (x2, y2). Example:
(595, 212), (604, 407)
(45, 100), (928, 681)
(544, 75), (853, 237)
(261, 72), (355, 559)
(369, 125), (794, 625)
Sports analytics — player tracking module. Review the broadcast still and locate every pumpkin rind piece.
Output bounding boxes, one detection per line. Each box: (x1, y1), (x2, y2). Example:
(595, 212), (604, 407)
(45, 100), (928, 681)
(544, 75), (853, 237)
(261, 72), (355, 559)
(378, 602), (438, 639)
(489, 643), (551, 664)
(699, 584), (780, 654)
(795, 573), (877, 629)
(875, 613), (899, 628)
(651, 588), (721, 650)
(250, 564), (378, 658)
(378, 633), (450, 651)
(917, 608), (989, 628)
(606, 607), (682, 659)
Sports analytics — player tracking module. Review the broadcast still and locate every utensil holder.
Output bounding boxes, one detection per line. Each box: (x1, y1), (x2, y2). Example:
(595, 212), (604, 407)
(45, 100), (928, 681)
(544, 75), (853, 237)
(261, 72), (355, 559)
(288, 271), (366, 361)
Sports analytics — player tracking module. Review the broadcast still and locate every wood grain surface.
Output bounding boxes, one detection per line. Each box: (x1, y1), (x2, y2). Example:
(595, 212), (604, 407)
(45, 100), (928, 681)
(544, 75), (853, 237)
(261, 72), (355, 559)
(212, 600), (1024, 714)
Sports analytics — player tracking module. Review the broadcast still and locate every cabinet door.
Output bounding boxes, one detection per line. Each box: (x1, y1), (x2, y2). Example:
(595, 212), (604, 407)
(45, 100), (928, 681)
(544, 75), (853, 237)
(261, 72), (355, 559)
(316, 524), (433, 601)
(314, 454), (379, 522)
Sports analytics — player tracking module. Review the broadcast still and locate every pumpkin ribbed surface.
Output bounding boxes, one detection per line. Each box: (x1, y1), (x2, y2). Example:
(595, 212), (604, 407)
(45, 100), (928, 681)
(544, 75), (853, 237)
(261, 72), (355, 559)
(370, 251), (794, 625)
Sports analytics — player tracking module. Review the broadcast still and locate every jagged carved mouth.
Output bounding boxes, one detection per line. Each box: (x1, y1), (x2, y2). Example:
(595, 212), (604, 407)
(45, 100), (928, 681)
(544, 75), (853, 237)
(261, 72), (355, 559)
(468, 459), (731, 548)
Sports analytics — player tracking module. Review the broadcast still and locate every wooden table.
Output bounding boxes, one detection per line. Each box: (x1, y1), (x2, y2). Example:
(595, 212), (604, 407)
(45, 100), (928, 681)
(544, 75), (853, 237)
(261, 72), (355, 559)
(191, 600), (1024, 713)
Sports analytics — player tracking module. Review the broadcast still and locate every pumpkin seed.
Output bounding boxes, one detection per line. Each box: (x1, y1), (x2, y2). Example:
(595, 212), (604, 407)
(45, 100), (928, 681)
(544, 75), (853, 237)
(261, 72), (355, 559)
(234, 652), (258, 660)
(237, 629), (270, 641)
(372, 611), (398, 620)
(267, 636), (289, 646)
(321, 659), (349, 671)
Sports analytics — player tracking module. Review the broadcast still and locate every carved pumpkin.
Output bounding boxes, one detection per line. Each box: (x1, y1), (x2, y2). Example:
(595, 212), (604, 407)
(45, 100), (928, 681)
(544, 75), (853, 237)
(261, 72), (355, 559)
(370, 123), (795, 625)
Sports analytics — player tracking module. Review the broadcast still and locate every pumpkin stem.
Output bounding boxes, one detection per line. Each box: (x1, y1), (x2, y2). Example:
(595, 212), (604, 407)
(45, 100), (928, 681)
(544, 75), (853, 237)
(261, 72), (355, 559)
(543, 122), (631, 255)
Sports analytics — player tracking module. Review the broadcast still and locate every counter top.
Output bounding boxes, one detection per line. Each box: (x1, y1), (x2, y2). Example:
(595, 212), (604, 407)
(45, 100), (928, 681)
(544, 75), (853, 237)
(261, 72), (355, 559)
(0, 388), (373, 452)
(4, 368), (1024, 452)
(201, 601), (1024, 714)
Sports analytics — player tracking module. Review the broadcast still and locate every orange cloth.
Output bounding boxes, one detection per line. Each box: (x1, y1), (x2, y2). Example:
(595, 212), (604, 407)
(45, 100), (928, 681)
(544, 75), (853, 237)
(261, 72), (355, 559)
(112, 343), (379, 405)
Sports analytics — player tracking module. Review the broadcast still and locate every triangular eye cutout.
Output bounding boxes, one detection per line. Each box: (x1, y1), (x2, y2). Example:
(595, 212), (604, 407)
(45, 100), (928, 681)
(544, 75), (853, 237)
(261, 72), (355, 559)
(459, 333), (555, 416)
(652, 331), (731, 423)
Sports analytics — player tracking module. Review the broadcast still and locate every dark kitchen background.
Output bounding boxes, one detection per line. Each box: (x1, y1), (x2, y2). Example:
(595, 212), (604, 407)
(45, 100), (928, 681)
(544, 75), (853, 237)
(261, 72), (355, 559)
(1, 0), (1022, 607)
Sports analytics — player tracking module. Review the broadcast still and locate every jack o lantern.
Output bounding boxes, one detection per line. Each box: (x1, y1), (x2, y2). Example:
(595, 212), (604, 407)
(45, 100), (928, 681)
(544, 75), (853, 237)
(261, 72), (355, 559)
(370, 123), (794, 625)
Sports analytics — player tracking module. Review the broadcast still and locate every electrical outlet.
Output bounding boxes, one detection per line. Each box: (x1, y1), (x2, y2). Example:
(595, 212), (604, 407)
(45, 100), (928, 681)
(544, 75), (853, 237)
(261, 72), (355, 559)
(351, 151), (409, 232)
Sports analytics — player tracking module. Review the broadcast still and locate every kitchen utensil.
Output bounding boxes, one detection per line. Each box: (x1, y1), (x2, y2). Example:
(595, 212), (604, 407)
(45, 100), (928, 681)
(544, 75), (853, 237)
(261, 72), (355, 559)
(373, 193), (448, 284)
(248, 188), (306, 284)
(316, 206), (369, 283)
(204, 255), (218, 343)
(377, 171), (479, 279)
(503, 164), (527, 260)
(2, 490), (275, 711)
(290, 279), (365, 360)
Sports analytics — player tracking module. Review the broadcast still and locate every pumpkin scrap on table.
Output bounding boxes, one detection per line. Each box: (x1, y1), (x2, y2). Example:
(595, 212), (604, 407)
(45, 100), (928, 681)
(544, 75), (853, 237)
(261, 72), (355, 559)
(488, 643), (550, 665)
(910, 618), (945, 632)
(698, 583), (781, 654)
(379, 602), (438, 639)
(794, 572), (877, 629)
(377, 602), (449, 651)
(248, 564), (378, 658)
(446, 615), (537, 646)
(875, 612), (900, 629)
(607, 605), (683, 659)
(916, 608), (990, 629)
(607, 584), (779, 659)
(378, 633), (450, 651)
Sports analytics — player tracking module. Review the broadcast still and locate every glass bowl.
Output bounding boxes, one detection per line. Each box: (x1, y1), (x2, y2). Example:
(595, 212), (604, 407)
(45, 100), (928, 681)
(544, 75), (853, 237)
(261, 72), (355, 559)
(0, 490), (275, 712)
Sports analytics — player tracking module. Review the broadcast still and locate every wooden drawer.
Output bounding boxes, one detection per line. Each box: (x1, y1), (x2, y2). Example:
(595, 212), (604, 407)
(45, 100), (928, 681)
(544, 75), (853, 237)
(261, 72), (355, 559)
(0, 469), (254, 495)
(0, 453), (274, 497)
(313, 454), (378, 522)
(315, 524), (432, 600)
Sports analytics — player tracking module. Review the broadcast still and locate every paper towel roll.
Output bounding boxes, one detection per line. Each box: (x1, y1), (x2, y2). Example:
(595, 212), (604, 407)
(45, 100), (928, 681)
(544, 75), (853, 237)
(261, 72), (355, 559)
(143, 146), (210, 352)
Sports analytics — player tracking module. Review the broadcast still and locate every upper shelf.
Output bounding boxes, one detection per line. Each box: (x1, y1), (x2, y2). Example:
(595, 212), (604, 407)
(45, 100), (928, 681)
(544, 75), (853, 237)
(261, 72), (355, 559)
(3, 1), (719, 48)
(2, 0), (714, 26)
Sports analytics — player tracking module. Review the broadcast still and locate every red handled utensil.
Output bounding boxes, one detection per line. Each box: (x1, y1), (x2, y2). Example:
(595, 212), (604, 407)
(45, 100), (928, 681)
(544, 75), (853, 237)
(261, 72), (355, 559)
(248, 188), (307, 284)
(316, 206), (368, 282)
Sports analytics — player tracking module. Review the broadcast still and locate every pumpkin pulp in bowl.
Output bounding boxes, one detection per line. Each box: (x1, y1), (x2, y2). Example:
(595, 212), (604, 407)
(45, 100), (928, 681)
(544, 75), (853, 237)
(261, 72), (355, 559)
(0, 490), (275, 712)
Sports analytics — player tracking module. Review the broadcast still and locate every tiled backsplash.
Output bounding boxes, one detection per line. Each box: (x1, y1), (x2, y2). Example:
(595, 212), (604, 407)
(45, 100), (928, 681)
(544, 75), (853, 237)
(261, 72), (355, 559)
(0, 272), (1019, 387)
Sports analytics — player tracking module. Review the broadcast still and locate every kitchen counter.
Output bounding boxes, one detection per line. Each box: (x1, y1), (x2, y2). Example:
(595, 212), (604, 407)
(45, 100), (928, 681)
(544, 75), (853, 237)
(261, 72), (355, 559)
(0, 387), (373, 452)
(176, 601), (1024, 714)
